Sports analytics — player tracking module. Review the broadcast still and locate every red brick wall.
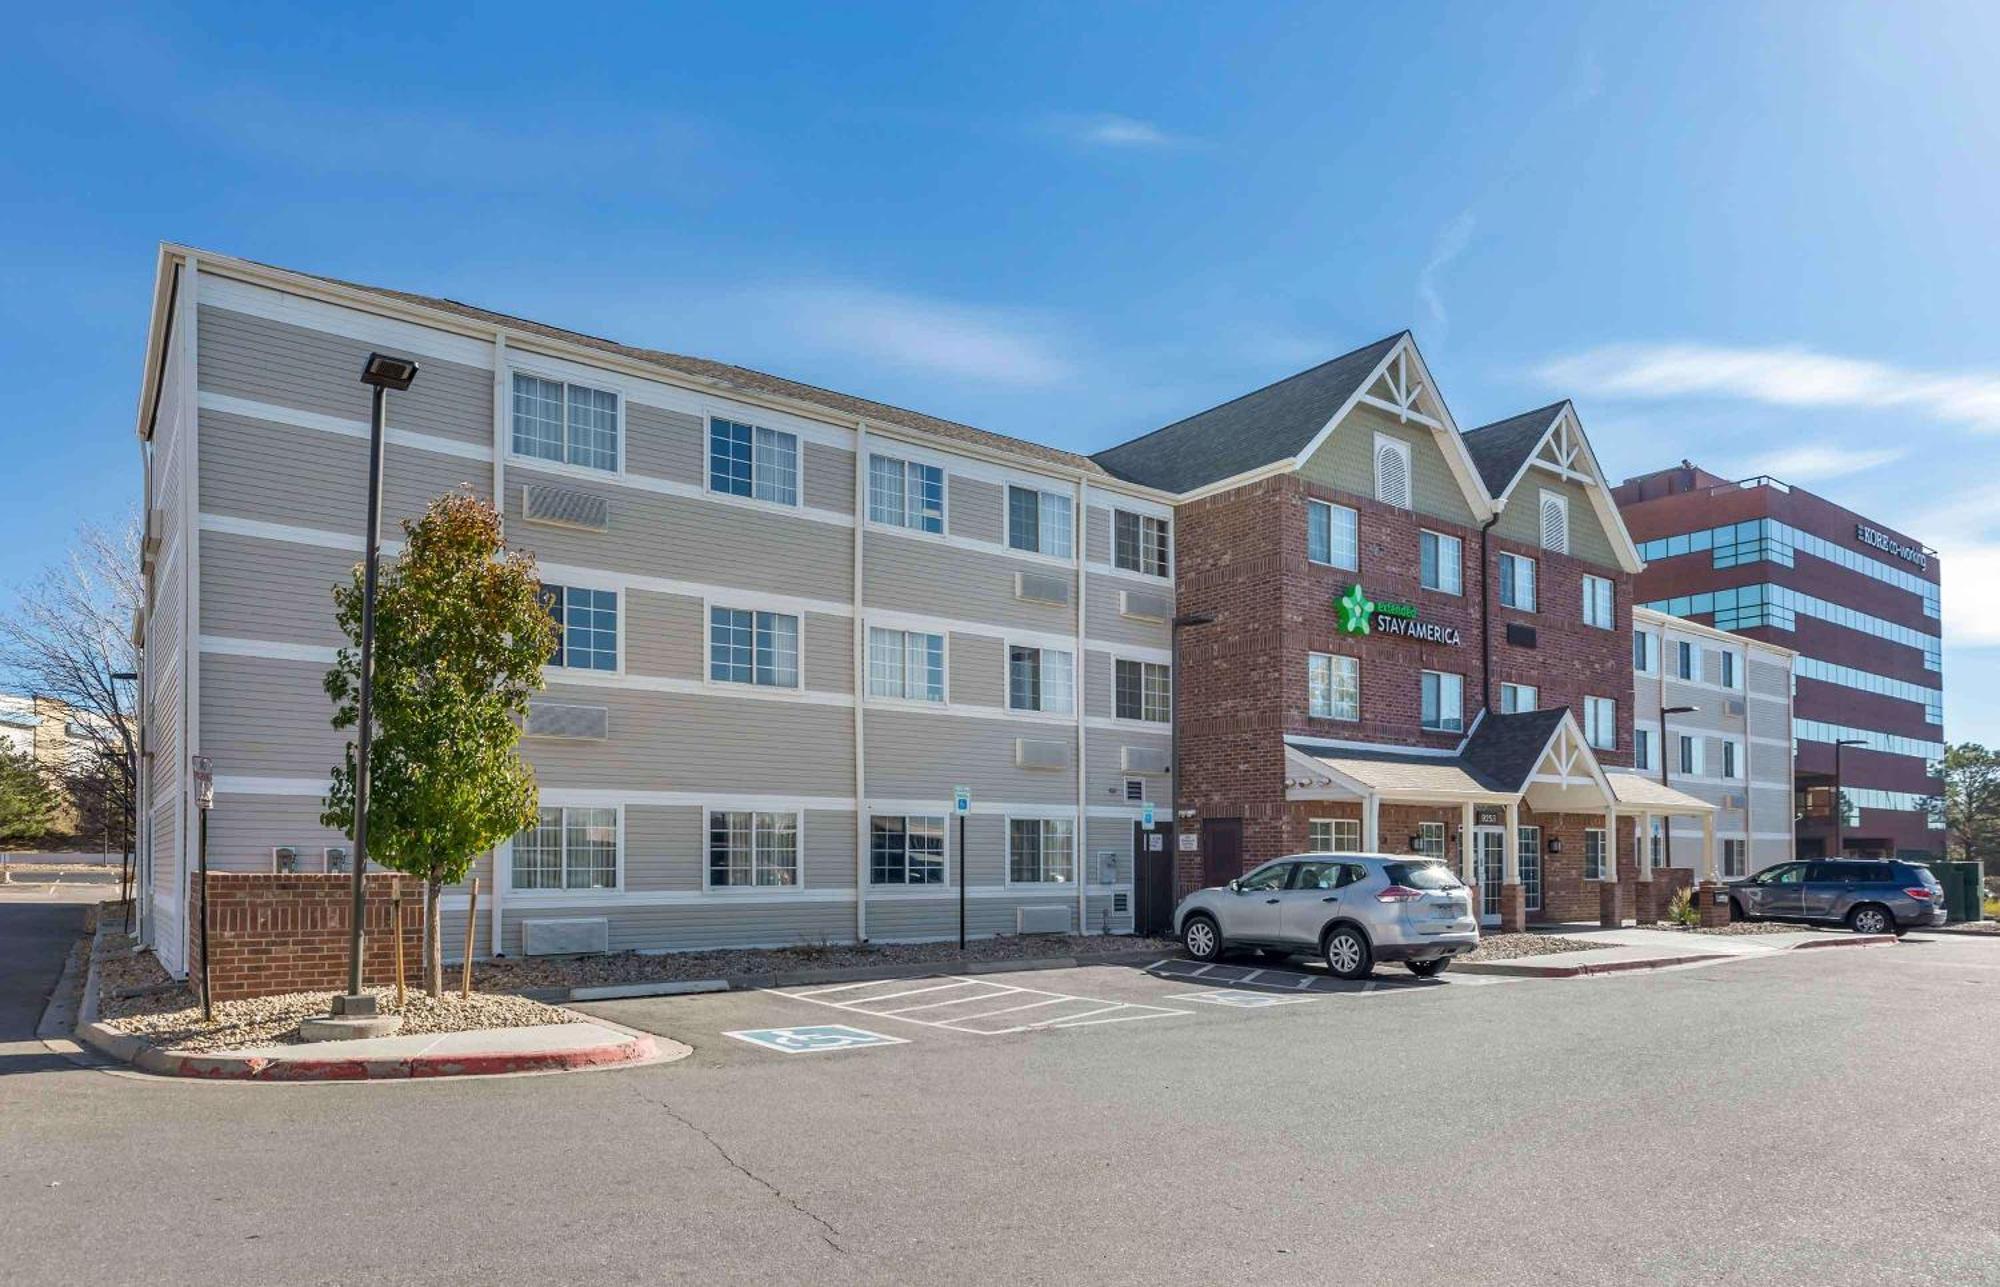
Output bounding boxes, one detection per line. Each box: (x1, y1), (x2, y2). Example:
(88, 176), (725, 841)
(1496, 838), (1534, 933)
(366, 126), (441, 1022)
(1488, 534), (1635, 770)
(188, 873), (425, 1001)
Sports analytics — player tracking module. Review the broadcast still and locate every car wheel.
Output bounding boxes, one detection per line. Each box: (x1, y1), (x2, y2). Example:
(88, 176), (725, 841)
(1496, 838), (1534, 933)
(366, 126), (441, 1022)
(1728, 898), (1747, 923)
(1183, 914), (1222, 962)
(1848, 904), (1893, 936)
(1323, 926), (1373, 980)
(1406, 957), (1449, 979)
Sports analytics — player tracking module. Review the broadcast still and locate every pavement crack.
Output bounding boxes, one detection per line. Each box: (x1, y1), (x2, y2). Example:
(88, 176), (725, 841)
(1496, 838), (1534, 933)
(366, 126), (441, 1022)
(627, 1084), (849, 1254)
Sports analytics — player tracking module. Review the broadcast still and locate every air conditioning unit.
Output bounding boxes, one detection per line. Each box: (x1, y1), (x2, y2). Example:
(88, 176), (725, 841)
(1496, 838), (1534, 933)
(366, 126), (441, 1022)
(1120, 589), (1171, 621)
(521, 483), (611, 532)
(1015, 571), (1071, 606)
(272, 845), (301, 874)
(522, 917), (610, 956)
(1015, 738), (1070, 771)
(526, 701), (611, 740)
(1017, 905), (1071, 934)
(1122, 746), (1170, 775)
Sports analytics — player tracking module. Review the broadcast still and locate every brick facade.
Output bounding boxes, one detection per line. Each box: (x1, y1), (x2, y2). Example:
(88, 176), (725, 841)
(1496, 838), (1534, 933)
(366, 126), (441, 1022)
(188, 873), (425, 1001)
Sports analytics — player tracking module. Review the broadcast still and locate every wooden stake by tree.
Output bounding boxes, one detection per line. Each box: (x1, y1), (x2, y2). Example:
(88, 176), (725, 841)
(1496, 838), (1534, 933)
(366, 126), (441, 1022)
(321, 493), (555, 998)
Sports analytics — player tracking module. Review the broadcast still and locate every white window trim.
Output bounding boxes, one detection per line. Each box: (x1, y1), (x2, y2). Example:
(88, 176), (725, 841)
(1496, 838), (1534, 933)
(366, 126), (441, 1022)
(1721, 737), (1743, 780)
(1110, 508), (1173, 581)
(865, 451), (949, 539)
(1500, 682), (1539, 714)
(703, 413), (804, 510)
(510, 803), (626, 897)
(1308, 651), (1361, 723)
(865, 623), (950, 708)
(1421, 669), (1465, 732)
(1004, 641), (1078, 716)
(1308, 816), (1363, 852)
(702, 805), (808, 892)
(1419, 529), (1464, 596)
(1005, 484), (1077, 561)
(1003, 813), (1081, 888)
(1306, 498), (1360, 571)
(1584, 827), (1609, 882)
(1635, 629), (1659, 674)
(541, 581), (626, 678)
(1719, 650), (1741, 690)
(865, 813), (952, 889)
(1634, 727), (1653, 771)
(704, 595), (807, 693)
(1584, 696), (1617, 750)
(1677, 639), (1703, 682)
(1373, 431), (1414, 510)
(1110, 654), (1173, 726)
(507, 365), (626, 476)
(1498, 552), (1537, 612)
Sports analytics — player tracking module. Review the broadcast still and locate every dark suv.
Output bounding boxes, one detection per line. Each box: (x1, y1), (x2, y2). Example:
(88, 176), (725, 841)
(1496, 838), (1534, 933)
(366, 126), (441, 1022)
(1727, 859), (1945, 935)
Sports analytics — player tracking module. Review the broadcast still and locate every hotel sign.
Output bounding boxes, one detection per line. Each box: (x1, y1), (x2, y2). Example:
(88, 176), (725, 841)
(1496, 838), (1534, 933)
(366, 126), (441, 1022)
(1855, 523), (1928, 571)
(1336, 584), (1463, 646)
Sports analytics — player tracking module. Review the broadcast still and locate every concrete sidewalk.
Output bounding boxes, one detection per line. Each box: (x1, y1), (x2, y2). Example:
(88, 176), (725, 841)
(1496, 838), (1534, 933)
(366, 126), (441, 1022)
(1455, 925), (1897, 978)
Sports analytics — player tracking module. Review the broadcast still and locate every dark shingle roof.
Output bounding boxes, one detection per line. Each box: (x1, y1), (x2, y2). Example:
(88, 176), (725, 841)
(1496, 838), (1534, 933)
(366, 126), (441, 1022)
(1089, 333), (1406, 492)
(1460, 402), (1567, 498)
(1458, 709), (1570, 792)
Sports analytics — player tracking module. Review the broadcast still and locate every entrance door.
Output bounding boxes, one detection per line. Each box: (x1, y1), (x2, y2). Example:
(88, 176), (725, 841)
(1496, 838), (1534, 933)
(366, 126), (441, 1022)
(1132, 822), (1175, 937)
(1201, 817), (1243, 891)
(1473, 827), (1506, 927)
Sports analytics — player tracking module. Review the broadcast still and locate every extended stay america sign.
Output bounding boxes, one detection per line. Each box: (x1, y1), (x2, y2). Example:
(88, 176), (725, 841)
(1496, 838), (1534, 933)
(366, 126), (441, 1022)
(1336, 584), (1463, 646)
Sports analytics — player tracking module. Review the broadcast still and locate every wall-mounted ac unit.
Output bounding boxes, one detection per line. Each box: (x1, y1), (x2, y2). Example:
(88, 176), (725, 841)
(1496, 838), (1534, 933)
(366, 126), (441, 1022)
(1015, 571), (1071, 606)
(1017, 905), (1071, 934)
(1015, 738), (1070, 771)
(1122, 746), (1170, 775)
(521, 483), (611, 532)
(526, 701), (611, 740)
(522, 917), (610, 956)
(1120, 589), (1171, 622)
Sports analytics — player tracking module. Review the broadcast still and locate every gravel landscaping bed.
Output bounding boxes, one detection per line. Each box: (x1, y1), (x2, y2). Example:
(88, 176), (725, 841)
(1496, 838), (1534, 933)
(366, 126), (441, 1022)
(1642, 921), (1800, 937)
(473, 932), (1182, 992)
(1461, 932), (1596, 962)
(92, 931), (577, 1055)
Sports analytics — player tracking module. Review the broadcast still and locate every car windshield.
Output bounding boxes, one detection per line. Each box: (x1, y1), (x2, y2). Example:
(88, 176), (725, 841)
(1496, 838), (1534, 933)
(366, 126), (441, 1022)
(1384, 861), (1462, 890)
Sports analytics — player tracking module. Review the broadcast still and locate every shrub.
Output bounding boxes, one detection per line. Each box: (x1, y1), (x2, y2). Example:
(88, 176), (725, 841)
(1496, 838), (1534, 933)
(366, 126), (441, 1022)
(1667, 885), (1699, 928)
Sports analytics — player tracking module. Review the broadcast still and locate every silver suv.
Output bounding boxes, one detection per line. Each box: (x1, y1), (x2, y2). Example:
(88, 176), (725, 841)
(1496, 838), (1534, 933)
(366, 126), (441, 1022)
(1174, 853), (1479, 980)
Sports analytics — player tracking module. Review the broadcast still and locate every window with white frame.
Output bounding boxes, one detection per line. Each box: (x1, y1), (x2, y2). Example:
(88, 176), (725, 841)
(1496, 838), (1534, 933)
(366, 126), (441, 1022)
(1634, 727), (1653, 771)
(1500, 682), (1539, 714)
(870, 815), (945, 885)
(1677, 733), (1703, 776)
(1584, 696), (1617, 750)
(1114, 510), (1170, 577)
(512, 806), (618, 890)
(1308, 652), (1360, 721)
(1307, 499), (1358, 570)
(708, 810), (800, 887)
(1539, 489), (1570, 553)
(1721, 739), (1740, 779)
(709, 418), (799, 505)
(1582, 574), (1615, 629)
(867, 627), (944, 702)
(1720, 650), (1739, 689)
(1498, 552), (1536, 611)
(1676, 639), (1701, 681)
(867, 454), (944, 533)
(1416, 821), (1447, 860)
(710, 607), (800, 688)
(1634, 629), (1658, 673)
(1006, 485), (1074, 558)
(1009, 818), (1075, 883)
(1309, 817), (1362, 852)
(542, 585), (618, 671)
(1114, 659), (1171, 722)
(1421, 670), (1464, 732)
(1374, 434), (1413, 509)
(1584, 827), (1607, 880)
(1007, 644), (1074, 714)
(1420, 530), (1463, 595)
(512, 374), (619, 471)
(1722, 838), (1746, 879)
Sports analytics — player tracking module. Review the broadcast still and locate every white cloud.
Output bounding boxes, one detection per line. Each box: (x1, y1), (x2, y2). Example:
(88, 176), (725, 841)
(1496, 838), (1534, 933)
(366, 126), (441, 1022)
(1734, 444), (1906, 482)
(745, 284), (1074, 387)
(1417, 212), (1475, 343)
(1887, 484), (2000, 647)
(1051, 113), (1191, 149)
(1538, 342), (2000, 432)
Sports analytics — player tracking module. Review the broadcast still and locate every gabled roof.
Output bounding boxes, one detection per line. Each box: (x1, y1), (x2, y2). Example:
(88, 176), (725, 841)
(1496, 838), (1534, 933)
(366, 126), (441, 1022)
(1604, 772), (1718, 813)
(1458, 709), (1571, 793)
(1284, 708), (1573, 801)
(1089, 334), (1406, 493)
(1461, 402), (1568, 498)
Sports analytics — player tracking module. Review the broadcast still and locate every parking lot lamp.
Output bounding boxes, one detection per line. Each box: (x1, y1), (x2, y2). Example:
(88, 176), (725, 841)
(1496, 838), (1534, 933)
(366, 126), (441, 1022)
(1831, 738), (1866, 857)
(1659, 705), (1697, 876)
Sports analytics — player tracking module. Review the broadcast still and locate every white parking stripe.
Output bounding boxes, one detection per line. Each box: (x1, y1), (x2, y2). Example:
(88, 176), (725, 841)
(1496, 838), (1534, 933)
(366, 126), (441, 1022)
(849, 981), (977, 1004)
(767, 975), (1191, 1035)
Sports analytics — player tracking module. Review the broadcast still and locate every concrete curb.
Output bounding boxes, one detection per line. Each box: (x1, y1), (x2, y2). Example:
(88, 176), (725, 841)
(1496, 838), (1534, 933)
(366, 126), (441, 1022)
(1913, 924), (2000, 938)
(1453, 932), (1900, 979)
(566, 947), (1171, 1002)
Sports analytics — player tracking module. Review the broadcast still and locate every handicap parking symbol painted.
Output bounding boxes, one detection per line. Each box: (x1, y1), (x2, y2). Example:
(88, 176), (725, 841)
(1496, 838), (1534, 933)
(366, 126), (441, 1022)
(1165, 989), (1319, 1009)
(726, 1024), (911, 1054)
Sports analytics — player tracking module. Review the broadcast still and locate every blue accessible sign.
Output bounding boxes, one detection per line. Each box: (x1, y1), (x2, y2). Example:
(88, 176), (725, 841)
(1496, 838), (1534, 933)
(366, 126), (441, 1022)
(725, 1025), (910, 1055)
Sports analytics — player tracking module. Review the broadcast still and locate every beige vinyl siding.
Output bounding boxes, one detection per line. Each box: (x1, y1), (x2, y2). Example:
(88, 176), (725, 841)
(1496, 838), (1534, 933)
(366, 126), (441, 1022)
(199, 532), (348, 647)
(947, 631), (1004, 706)
(199, 409), (491, 536)
(529, 680), (853, 793)
(865, 894), (1093, 942)
(624, 590), (705, 679)
(198, 654), (342, 779)
(1085, 505), (1111, 564)
(198, 305), (492, 447)
(948, 475), (1004, 542)
(505, 463), (851, 600)
(149, 802), (180, 904)
(1747, 654), (1791, 699)
(1298, 403), (1478, 527)
(623, 402), (705, 485)
(1083, 578), (1174, 650)
(624, 805), (705, 891)
(497, 900), (857, 956)
(1086, 724), (1169, 786)
(863, 708), (1076, 805)
(803, 443), (856, 515)
(804, 612), (853, 694)
(203, 791), (491, 893)
(1491, 473), (1618, 571)
(863, 535), (1075, 634)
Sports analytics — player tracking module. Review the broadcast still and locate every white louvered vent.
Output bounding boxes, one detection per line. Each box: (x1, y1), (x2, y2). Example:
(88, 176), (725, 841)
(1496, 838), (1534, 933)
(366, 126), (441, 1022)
(1120, 589), (1172, 621)
(1016, 571), (1071, 606)
(1122, 746), (1170, 775)
(1539, 489), (1570, 553)
(1374, 435), (1412, 510)
(1016, 738), (1071, 771)
(526, 701), (611, 740)
(522, 483), (611, 532)
(522, 917), (610, 956)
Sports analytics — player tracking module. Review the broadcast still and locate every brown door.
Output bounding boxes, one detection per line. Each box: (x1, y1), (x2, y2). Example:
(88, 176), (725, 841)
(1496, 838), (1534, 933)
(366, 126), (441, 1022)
(1201, 817), (1244, 890)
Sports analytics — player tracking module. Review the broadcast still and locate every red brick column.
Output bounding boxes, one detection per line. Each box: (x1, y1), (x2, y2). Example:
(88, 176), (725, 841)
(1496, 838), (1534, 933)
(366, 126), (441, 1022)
(1497, 883), (1527, 932)
(1696, 881), (1732, 928)
(1598, 881), (1626, 927)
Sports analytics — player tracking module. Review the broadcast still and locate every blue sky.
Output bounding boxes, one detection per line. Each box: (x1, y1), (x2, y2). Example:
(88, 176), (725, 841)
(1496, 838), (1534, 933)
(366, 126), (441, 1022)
(3, 3), (1995, 738)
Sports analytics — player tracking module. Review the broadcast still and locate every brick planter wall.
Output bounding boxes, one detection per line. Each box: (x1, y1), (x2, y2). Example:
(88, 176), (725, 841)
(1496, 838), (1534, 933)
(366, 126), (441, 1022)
(188, 873), (425, 1001)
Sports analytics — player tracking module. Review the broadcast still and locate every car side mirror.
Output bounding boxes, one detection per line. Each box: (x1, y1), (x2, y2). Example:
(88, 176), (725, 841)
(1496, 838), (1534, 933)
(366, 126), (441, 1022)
(1227, 879), (1240, 893)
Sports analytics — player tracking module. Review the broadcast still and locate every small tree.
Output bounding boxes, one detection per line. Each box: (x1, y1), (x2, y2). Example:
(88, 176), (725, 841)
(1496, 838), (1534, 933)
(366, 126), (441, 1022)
(1934, 743), (2000, 869)
(0, 742), (61, 850)
(321, 493), (555, 997)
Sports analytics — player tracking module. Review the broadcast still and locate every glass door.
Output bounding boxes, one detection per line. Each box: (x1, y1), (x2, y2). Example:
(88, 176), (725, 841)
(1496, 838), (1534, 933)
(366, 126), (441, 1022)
(1474, 827), (1505, 926)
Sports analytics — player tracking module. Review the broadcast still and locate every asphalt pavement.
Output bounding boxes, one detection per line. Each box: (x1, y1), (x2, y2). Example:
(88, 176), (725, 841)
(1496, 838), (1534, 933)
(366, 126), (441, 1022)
(3, 889), (1997, 1286)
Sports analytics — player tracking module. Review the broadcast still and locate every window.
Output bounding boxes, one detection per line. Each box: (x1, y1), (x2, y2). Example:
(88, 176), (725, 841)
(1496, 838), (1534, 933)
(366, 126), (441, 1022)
(1238, 861), (1291, 892)
(1006, 485), (1074, 558)
(1308, 818), (1362, 852)
(1677, 734), (1703, 776)
(1307, 499), (1359, 569)
(1721, 739), (1740, 779)
(709, 418), (799, 505)
(1518, 826), (1542, 910)
(1421, 670), (1464, 732)
(1584, 696), (1617, 750)
(1722, 838), (1746, 880)
(512, 374), (618, 471)
(1539, 489), (1570, 553)
(867, 628), (944, 702)
(1720, 650), (1739, 689)
(710, 607), (800, 688)
(1009, 818), (1076, 883)
(512, 806), (618, 890)
(1498, 553), (1536, 611)
(1114, 659), (1172, 723)
(1633, 630), (1658, 674)
(870, 815), (945, 885)
(1420, 531), (1463, 595)
(1584, 828), (1608, 881)
(1114, 510), (1170, 577)
(1007, 645), (1074, 714)
(1634, 727), (1653, 771)
(542, 586), (618, 671)
(1675, 639), (1701, 681)
(1308, 652), (1360, 721)
(1582, 574), (1614, 629)
(1374, 434), (1413, 509)
(1500, 682), (1538, 714)
(708, 810), (800, 887)
(1416, 821), (1447, 860)
(867, 455), (944, 533)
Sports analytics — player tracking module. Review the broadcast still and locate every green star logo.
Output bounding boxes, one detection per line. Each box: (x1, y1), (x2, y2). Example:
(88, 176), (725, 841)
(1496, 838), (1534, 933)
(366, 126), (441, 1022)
(1337, 583), (1375, 635)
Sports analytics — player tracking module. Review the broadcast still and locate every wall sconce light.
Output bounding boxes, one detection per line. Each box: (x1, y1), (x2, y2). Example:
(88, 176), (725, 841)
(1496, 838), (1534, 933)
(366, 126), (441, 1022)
(1547, 838), (1565, 854)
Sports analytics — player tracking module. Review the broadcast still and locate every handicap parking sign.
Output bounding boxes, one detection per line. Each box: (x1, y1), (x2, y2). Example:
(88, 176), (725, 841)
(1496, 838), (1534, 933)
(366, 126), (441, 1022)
(725, 1024), (910, 1055)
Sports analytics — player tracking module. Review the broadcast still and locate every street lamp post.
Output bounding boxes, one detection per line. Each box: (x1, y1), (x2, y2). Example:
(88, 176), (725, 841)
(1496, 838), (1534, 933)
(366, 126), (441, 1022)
(1831, 738), (1866, 857)
(1168, 612), (1216, 907)
(334, 353), (419, 1018)
(1659, 704), (1698, 876)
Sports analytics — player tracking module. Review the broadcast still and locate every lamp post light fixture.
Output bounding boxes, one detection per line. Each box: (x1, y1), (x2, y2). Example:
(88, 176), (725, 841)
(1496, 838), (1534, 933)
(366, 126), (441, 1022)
(333, 353), (419, 1018)
(1831, 738), (1867, 857)
(1168, 612), (1216, 898)
(1659, 704), (1698, 876)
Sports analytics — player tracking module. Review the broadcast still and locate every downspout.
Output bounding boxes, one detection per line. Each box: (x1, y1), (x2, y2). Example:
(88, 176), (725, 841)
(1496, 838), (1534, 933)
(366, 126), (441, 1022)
(853, 422), (869, 943)
(1074, 479), (1089, 935)
(1478, 512), (1501, 715)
